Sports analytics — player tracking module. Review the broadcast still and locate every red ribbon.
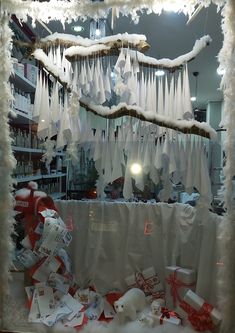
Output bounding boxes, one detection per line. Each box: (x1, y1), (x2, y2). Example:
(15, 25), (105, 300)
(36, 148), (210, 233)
(160, 307), (181, 325)
(180, 300), (214, 331)
(135, 272), (160, 294)
(165, 268), (195, 308)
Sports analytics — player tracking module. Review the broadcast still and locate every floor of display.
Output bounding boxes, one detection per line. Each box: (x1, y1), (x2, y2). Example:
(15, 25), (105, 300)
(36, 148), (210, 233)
(1, 273), (207, 333)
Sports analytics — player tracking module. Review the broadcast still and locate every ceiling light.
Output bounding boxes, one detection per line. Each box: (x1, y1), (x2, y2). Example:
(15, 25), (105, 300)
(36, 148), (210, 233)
(95, 28), (101, 37)
(130, 163), (142, 175)
(191, 96), (196, 102)
(41, 119), (45, 122)
(72, 25), (84, 32)
(155, 70), (165, 77)
(217, 67), (225, 76)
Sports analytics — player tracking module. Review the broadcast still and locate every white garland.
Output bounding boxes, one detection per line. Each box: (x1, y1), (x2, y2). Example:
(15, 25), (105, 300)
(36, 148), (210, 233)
(217, 1), (235, 332)
(0, 11), (17, 327)
(1, 0), (226, 25)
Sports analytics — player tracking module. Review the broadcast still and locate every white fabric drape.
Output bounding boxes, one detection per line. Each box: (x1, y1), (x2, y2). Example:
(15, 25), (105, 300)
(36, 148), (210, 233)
(56, 200), (222, 304)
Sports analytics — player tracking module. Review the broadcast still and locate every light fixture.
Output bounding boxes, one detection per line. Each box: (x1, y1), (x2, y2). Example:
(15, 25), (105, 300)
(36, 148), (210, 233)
(130, 163), (142, 175)
(71, 25), (84, 33)
(90, 18), (106, 40)
(192, 71), (199, 105)
(217, 67), (226, 76)
(41, 119), (45, 122)
(155, 70), (165, 77)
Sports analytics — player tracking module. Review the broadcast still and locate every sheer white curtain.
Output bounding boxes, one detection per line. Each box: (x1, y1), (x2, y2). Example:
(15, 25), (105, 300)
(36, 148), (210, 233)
(56, 201), (222, 303)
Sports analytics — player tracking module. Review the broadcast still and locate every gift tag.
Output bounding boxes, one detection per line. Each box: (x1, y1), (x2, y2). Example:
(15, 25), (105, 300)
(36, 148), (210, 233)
(86, 292), (104, 320)
(36, 285), (55, 317)
(64, 312), (85, 327)
(104, 299), (115, 318)
(62, 294), (84, 321)
(40, 209), (57, 218)
(41, 300), (72, 327)
(33, 256), (61, 282)
(17, 248), (39, 268)
(28, 289), (41, 323)
(75, 288), (90, 306)
(47, 272), (70, 294)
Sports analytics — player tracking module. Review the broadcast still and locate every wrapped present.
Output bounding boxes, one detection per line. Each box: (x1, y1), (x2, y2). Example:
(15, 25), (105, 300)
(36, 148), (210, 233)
(180, 289), (222, 331)
(125, 266), (165, 301)
(165, 266), (196, 309)
(154, 307), (181, 326)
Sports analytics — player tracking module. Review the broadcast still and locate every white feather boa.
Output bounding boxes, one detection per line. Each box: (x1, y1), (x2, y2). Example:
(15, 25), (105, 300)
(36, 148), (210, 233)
(217, 1), (235, 332)
(0, 12), (17, 328)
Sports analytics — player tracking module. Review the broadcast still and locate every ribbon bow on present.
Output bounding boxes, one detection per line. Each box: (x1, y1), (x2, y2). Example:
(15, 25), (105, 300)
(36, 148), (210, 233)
(166, 268), (195, 308)
(180, 300), (214, 331)
(160, 307), (181, 325)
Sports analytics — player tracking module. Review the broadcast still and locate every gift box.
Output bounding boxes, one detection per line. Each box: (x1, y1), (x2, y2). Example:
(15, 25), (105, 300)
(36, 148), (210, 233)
(165, 266), (196, 309)
(125, 266), (165, 301)
(180, 289), (222, 331)
(156, 307), (181, 326)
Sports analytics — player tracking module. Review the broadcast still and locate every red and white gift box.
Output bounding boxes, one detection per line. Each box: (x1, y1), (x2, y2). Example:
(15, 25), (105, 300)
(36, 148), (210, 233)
(180, 289), (222, 331)
(165, 266), (196, 309)
(157, 307), (181, 326)
(125, 266), (165, 301)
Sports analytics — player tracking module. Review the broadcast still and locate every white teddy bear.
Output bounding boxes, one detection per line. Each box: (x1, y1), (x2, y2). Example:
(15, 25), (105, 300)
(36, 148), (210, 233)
(114, 288), (146, 321)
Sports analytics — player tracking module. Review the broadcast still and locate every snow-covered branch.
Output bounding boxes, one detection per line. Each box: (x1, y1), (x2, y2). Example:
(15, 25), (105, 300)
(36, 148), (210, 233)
(132, 35), (212, 69)
(79, 99), (217, 140)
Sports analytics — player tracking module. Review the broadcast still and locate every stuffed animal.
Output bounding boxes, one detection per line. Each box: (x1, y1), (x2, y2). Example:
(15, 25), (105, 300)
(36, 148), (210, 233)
(114, 288), (146, 321)
(151, 298), (165, 315)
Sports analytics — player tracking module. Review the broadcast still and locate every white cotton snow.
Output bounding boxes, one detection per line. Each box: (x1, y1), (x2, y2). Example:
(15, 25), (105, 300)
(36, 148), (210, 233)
(41, 32), (147, 47)
(64, 44), (111, 58)
(126, 35), (212, 68)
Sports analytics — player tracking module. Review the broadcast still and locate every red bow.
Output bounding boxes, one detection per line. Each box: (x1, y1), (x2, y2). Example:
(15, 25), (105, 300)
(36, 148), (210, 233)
(180, 300), (214, 331)
(165, 268), (195, 307)
(135, 272), (160, 294)
(160, 307), (181, 325)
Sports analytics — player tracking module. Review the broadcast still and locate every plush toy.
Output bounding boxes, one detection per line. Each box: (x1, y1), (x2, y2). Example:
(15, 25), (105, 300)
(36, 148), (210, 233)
(151, 298), (165, 316)
(114, 288), (146, 321)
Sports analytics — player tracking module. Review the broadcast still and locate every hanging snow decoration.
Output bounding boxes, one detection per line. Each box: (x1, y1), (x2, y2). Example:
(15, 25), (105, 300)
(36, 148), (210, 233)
(1, 0), (226, 25)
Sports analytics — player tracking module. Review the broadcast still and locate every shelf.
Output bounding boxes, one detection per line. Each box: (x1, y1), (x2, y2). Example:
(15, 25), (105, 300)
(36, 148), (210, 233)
(15, 173), (67, 183)
(15, 175), (42, 183)
(43, 173), (66, 179)
(10, 70), (36, 92)
(12, 146), (43, 153)
(50, 192), (66, 200)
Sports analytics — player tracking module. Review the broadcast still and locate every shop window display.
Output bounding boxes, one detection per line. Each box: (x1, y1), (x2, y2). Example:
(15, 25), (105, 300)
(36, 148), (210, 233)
(0, 1), (234, 333)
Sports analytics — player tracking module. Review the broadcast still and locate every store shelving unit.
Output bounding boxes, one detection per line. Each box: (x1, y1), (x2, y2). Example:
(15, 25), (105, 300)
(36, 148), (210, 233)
(10, 68), (67, 199)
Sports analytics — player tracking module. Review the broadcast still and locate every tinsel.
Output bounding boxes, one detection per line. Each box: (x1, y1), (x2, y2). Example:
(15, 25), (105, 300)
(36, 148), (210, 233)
(0, 9), (17, 329)
(1, 0), (226, 25)
(217, 1), (235, 332)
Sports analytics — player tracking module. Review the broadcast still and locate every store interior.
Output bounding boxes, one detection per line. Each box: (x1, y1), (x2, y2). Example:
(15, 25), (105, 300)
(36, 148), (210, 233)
(0, 1), (233, 333)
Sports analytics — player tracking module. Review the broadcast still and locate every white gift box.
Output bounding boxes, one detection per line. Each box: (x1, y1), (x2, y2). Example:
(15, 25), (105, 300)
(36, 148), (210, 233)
(125, 266), (164, 299)
(181, 289), (222, 326)
(165, 266), (196, 309)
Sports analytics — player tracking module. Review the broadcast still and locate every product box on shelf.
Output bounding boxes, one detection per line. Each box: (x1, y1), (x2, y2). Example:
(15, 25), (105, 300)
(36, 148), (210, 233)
(14, 62), (25, 77)
(180, 289), (222, 331)
(165, 266), (196, 310)
(24, 63), (38, 85)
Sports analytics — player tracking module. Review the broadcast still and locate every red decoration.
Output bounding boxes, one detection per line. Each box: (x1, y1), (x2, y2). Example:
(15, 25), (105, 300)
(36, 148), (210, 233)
(160, 307), (181, 325)
(165, 268), (195, 308)
(135, 271), (160, 294)
(180, 300), (214, 331)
